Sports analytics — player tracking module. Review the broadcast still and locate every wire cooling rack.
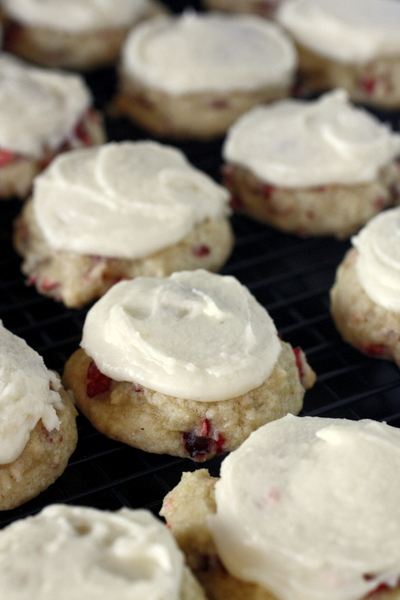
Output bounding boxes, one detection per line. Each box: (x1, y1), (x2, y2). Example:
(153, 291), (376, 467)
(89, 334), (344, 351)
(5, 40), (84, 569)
(1, 0), (400, 529)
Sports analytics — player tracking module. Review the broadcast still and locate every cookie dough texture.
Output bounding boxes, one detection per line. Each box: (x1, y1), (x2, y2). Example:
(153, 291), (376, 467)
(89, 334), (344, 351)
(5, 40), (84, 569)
(62, 340), (315, 461)
(114, 12), (296, 139)
(2, 0), (167, 69)
(160, 466), (400, 600)
(330, 248), (400, 365)
(224, 161), (400, 238)
(0, 385), (77, 511)
(14, 199), (233, 308)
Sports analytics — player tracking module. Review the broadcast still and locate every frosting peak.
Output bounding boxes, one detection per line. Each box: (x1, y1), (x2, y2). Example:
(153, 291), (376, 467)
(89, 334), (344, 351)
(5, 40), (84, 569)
(353, 206), (400, 312)
(0, 321), (62, 464)
(1, 0), (151, 33)
(223, 89), (400, 187)
(0, 54), (91, 158)
(209, 415), (400, 600)
(33, 141), (230, 259)
(277, 0), (400, 64)
(122, 12), (297, 94)
(81, 270), (281, 401)
(0, 506), (185, 600)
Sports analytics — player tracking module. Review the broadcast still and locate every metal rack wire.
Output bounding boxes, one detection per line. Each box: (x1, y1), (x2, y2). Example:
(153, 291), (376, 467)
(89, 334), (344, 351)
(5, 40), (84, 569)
(1, 0), (400, 529)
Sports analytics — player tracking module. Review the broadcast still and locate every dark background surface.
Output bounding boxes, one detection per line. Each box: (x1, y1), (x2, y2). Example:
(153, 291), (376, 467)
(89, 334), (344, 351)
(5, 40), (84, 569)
(1, 0), (400, 528)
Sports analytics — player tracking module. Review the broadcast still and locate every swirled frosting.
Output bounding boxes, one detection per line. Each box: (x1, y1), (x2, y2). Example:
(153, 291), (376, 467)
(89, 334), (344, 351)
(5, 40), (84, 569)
(33, 141), (230, 259)
(277, 0), (400, 64)
(209, 415), (400, 600)
(81, 270), (281, 402)
(122, 12), (297, 94)
(0, 321), (62, 465)
(0, 53), (91, 158)
(352, 207), (400, 312)
(0, 505), (185, 600)
(223, 89), (400, 187)
(1, 0), (152, 33)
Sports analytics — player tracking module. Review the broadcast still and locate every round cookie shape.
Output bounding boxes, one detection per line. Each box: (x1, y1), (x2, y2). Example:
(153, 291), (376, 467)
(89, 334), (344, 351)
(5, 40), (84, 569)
(1, 0), (153, 33)
(80, 270), (281, 402)
(330, 207), (400, 364)
(0, 53), (105, 199)
(0, 321), (78, 510)
(33, 141), (229, 260)
(210, 415), (400, 600)
(114, 11), (297, 139)
(276, 0), (400, 108)
(222, 90), (400, 238)
(63, 270), (315, 461)
(122, 12), (296, 94)
(277, 0), (400, 65)
(0, 505), (207, 600)
(161, 416), (400, 600)
(224, 89), (400, 188)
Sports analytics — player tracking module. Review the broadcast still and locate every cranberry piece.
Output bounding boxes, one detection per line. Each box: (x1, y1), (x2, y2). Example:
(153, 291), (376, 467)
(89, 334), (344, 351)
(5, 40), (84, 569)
(40, 277), (60, 292)
(229, 195), (244, 211)
(293, 347), (305, 381)
(361, 343), (385, 357)
(4, 22), (22, 46)
(193, 244), (211, 257)
(75, 120), (92, 146)
(0, 149), (16, 167)
(361, 77), (376, 93)
(262, 184), (275, 199)
(86, 360), (111, 397)
(211, 99), (229, 110)
(256, 0), (278, 17)
(183, 418), (226, 459)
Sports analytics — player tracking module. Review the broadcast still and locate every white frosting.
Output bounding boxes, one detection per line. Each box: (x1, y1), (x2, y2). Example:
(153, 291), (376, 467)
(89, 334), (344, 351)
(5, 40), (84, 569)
(0, 53), (91, 159)
(122, 12), (297, 94)
(0, 321), (62, 465)
(81, 270), (281, 402)
(209, 415), (400, 600)
(0, 505), (185, 600)
(277, 0), (400, 64)
(1, 0), (151, 33)
(223, 89), (400, 187)
(33, 141), (229, 259)
(352, 207), (400, 312)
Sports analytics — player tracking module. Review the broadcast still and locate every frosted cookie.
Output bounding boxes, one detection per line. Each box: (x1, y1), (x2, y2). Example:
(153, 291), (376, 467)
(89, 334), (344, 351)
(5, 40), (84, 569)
(0, 321), (77, 511)
(2, 0), (166, 70)
(222, 89), (400, 238)
(161, 415), (400, 600)
(203, 0), (284, 19)
(0, 53), (105, 200)
(0, 504), (207, 600)
(330, 206), (400, 364)
(62, 270), (315, 462)
(13, 141), (233, 308)
(277, 0), (400, 109)
(113, 11), (297, 139)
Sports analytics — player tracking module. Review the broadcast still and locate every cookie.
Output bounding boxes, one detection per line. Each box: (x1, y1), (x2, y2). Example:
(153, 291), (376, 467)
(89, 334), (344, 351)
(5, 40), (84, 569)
(62, 270), (315, 461)
(2, 0), (166, 70)
(113, 11), (297, 139)
(0, 53), (105, 199)
(0, 321), (77, 511)
(222, 89), (400, 238)
(161, 415), (400, 600)
(277, 0), (400, 109)
(330, 206), (400, 364)
(13, 141), (233, 308)
(0, 504), (207, 599)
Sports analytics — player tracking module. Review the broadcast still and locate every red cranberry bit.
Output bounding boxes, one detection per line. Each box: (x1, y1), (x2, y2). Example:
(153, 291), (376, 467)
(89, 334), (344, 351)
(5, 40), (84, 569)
(182, 418), (226, 459)
(0, 149), (16, 167)
(40, 277), (60, 292)
(361, 77), (377, 94)
(86, 360), (112, 397)
(229, 195), (244, 211)
(210, 99), (229, 110)
(75, 120), (92, 146)
(221, 164), (236, 186)
(361, 343), (386, 358)
(373, 195), (386, 211)
(4, 22), (22, 46)
(256, 0), (278, 17)
(193, 244), (211, 258)
(262, 184), (275, 199)
(364, 575), (392, 597)
(293, 347), (305, 381)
